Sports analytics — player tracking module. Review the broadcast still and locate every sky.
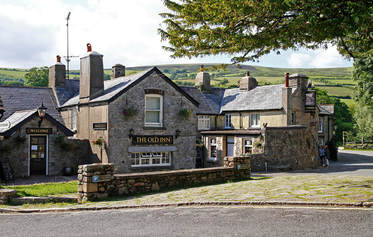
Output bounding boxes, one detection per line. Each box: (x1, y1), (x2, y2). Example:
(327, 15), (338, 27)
(0, 0), (353, 70)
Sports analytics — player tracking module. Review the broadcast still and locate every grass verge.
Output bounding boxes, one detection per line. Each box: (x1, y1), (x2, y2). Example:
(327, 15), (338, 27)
(0, 181), (78, 197)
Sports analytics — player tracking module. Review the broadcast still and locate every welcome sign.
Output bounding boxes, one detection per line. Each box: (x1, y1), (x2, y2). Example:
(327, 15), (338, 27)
(132, 135), (173, 145)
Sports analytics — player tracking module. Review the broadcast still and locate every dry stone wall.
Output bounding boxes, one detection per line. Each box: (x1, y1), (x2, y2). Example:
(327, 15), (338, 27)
(250, 126), (319, 171)
(78, 156), (250, 202)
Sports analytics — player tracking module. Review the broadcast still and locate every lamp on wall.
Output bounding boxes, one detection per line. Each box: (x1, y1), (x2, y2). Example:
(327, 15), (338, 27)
(175, 129), (181, 139)
(129, 128), (134, 138)
(37, 103), (47, 127)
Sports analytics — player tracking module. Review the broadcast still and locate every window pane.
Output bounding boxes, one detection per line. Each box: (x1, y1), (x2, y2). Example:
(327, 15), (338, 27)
(146, 111), (160, 123)
(146, 97), (160, 110)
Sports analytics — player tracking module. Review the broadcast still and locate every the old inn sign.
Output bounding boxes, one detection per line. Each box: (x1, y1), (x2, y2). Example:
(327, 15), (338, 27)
(132, 135), (173, 145)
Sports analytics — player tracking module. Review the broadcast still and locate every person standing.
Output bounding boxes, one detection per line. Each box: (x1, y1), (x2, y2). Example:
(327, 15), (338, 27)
(319, 145), (325, 166)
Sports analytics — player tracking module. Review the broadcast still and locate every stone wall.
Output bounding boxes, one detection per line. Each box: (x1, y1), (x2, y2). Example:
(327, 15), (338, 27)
(78, 156), (250, 202)
(250, 126), (319, 171)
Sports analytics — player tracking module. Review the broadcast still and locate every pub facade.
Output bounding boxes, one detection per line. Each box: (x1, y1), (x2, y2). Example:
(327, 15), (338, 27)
(58, 44), (199, 173)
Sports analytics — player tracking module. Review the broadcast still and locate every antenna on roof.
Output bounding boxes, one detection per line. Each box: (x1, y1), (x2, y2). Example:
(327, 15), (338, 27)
(64, 12), (78, 80)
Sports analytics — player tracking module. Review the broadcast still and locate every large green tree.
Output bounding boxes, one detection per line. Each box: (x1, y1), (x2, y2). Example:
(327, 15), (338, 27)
(24, 67), (49, 87)
(159, 0), (372, 62)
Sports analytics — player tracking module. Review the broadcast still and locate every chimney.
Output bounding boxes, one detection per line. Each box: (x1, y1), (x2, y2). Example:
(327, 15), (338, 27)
(289, 73), (309, 90)
(48, 55), (66, 88)
(0, 96), (5, 120)
(285, 72), (289, 87)
(195, 65), (211, 91)
(239, 71), (258, 90)
(79, 43), (104, 102)
(112, 64), (125, 79)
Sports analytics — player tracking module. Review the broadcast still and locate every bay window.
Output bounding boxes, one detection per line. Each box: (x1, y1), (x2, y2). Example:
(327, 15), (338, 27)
(129, 152), (171, 167)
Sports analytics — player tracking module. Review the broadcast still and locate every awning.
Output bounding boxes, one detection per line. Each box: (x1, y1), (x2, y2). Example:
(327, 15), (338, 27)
(128, 146), (177, 153)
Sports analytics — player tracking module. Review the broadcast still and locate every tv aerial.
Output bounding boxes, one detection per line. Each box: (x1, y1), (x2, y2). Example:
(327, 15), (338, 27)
(64, 12), (79, 80)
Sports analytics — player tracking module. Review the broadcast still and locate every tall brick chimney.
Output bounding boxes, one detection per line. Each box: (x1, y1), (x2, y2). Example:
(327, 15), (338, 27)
(112, 64), (125, 79)
(79, 43), (104, 102)
(239, 71), (258, 91)
(195, 65), (211, 91)
(289, 73), (308, 91)
(48, 55), (66, 88)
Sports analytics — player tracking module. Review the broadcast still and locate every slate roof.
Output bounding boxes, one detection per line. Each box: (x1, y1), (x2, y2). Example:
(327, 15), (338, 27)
(319, 104), (334, 115)
(61, 67), (199, 108)
(0, 109), (73, 138)
(54, 79), (80, 106)
(219, 84), (284, 112)
(0, 86), (62, 123)
(180, 87), (223, 114)
(0, 109), (35, 134)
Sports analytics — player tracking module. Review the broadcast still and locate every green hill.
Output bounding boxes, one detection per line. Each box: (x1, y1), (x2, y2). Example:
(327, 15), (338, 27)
(0, 64), (354, 106)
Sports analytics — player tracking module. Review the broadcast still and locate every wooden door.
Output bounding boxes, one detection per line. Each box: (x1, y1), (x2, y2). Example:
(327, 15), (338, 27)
(30, 136), (47, 175)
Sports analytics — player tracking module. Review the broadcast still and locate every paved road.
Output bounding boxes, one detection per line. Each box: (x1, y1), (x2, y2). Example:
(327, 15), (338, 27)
(0, 207), (372, 236)
(256, 149), (373, 176)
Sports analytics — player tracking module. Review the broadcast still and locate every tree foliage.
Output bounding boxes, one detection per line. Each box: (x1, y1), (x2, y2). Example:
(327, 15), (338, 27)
(24, 67), (49, 87)
(316, 88), (353, 143)
(353, 55), (373, 107)
(159, 0), (372, 63)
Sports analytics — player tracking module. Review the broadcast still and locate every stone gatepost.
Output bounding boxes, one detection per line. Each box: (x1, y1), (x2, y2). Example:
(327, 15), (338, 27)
(77, 163), (114, 202)
(0, 189), (17, 204)
(223, 156), (251, 179)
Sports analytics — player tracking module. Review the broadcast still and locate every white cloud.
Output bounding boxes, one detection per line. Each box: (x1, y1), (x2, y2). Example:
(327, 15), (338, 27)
(310, 46), (348, 68)
(288, 53), (311, 67)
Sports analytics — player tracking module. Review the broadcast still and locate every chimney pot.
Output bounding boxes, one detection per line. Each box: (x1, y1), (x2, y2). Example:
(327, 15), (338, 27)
(87, 43), (92, 52)
(285, 72), (289, 87)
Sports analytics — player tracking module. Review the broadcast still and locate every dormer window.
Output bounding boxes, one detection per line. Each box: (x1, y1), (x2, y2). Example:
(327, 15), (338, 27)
(145, 94), (163, 127)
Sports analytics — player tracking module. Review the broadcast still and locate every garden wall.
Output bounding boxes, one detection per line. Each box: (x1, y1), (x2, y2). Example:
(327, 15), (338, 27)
(250, 126), (319, 171)
(77, 156), (250, 202)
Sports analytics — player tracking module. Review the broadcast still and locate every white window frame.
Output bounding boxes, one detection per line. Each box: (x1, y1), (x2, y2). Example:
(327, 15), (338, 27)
(225, 114), (232, 128)
(209, 137), (217, 161)
(243, 139), (253, 155)
(250, 114), (260, 128)
(198, 115), (210, 130)
(318, 118), (323, 133)
(71, 107), (77, 131)
(129, 152), (171, 167)
(145, 94), (163, 127)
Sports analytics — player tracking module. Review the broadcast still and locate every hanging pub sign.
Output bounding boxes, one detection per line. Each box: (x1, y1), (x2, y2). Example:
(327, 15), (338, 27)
(132, 135), (173, 145)
(26, 128), (53, 134)
(93, 123), (107, 130)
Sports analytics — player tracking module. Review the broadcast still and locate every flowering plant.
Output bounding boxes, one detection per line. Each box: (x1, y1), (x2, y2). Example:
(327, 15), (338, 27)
(178, 108), (191, 120)
(92, 137), (104, 146)
(122, 107), (137, 118)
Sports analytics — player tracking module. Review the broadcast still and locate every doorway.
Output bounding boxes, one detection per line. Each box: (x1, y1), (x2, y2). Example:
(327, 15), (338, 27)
(30, 136), (47, 175)
(227, 136), (234, 157)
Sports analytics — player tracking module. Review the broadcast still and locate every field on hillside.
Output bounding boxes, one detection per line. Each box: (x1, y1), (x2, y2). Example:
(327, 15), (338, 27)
(0, 64), (354, 107)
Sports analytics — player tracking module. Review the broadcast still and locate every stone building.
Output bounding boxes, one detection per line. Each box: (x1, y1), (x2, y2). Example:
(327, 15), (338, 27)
(58, 44), (199, 173)
(0, 43), (335, 177)
(180, 68), (322, 169)
(0, 83), (91, 178)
